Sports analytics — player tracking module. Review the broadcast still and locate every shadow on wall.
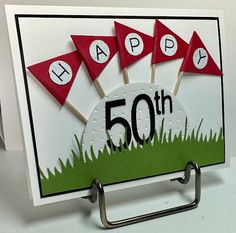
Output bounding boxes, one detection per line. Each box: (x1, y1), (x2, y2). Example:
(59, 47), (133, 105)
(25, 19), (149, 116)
(0, 101), (5, 149)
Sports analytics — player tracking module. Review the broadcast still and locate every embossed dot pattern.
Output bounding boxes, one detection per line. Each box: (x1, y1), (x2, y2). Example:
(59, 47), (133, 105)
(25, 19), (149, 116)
(82, 83), (188, 157)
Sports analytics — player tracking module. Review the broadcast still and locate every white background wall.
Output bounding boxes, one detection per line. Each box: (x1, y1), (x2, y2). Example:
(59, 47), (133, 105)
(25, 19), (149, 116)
(1, 0), (235, 153)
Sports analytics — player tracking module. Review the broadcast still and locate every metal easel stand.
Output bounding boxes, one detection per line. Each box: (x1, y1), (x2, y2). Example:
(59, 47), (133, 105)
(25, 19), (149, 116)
(88, 160), (201, 229)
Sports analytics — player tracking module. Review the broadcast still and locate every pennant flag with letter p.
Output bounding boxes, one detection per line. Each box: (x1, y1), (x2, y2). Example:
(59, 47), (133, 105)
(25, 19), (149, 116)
(114, 21), (154, 69)
(151, 19), (189, 83)
(152, 19), (189, 64)
(27, 51), (87, 124)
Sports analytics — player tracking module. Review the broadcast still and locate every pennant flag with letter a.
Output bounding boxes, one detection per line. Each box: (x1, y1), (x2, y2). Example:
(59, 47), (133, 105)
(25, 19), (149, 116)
(114, 21), (154, 69)
(179, 31), (223, 76)
(71, 35), (118, 81)
(27, 51), (87, 124)
(152, 19), (189, 64)
(71, 35), (118, 97)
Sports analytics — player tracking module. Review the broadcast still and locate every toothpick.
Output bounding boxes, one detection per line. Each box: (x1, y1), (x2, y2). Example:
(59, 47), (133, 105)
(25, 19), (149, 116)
(65, 100), (88, 124)
(173, 71), (184, 96)
(94, 79), (106, 98)
(123, 68), (129, 84)
(151, 64), (156, 84)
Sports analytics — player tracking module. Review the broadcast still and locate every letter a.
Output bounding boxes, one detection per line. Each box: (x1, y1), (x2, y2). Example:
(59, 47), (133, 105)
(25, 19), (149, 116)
(96, 45), (108, 61)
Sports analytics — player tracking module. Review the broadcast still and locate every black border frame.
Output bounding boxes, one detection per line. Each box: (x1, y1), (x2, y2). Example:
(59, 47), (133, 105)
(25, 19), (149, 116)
(14, 14), (225, 199)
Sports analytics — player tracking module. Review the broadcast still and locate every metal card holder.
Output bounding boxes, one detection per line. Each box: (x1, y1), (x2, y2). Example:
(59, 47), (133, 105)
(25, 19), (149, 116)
(87, 160), (201, 229)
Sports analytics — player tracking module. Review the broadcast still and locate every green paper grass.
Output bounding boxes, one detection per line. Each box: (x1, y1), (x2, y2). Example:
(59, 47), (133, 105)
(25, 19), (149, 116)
(40, 119), (224, 196)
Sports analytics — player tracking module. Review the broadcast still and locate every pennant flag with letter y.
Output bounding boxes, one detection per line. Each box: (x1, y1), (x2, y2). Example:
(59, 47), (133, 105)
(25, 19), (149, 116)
(71, 35), (118, 97)
(114, 21), (154, 84)
(173, 31), (223, 96)
(27, 51), (87, 124)
(179, 31), (222, 75)
(151, 19), (189, 83)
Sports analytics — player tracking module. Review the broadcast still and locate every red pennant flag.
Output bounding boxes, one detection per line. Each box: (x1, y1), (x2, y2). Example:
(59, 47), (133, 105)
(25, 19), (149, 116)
(27, 51), (82, 105)
(180, 31), (222, 76)
(71, 35), (118, 81)
(152, 19), (189, 64)
(114, 21), (154, 69)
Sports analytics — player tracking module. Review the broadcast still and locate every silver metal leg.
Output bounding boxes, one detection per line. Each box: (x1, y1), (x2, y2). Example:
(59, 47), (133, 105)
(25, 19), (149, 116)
(89, 160), (201, 229)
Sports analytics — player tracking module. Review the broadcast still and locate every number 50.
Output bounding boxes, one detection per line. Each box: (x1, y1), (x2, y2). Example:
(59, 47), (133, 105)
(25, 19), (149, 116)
(105, 94), (155, 150)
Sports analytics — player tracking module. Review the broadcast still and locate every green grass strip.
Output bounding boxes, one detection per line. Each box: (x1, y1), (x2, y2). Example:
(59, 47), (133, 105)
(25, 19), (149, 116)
(40, 120), (224, 196)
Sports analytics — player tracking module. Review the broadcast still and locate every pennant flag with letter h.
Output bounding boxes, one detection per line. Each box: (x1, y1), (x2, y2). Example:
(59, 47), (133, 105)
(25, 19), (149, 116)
(27, 51), (87, 124)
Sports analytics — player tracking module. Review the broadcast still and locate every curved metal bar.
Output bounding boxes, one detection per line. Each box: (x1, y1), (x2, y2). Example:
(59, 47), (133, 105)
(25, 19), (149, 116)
(89, 160), (201, 229)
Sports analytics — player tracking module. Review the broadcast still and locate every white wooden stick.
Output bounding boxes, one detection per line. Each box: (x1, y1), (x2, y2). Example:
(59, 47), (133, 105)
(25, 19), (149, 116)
(123, 68), (129, 84)
(151, 64), (156, 84)
(64, 100), (87, 124)
(173, 71), (184, 96)
(94, 79), (106, 98)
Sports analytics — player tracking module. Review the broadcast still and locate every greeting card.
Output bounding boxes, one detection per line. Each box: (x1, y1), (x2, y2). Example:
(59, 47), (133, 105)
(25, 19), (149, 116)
(5, 5), (227, 205)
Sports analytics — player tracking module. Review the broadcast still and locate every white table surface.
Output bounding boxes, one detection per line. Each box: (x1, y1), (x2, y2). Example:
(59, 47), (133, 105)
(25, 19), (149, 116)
(0, 145), (235, 233)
